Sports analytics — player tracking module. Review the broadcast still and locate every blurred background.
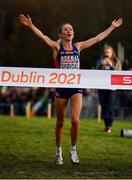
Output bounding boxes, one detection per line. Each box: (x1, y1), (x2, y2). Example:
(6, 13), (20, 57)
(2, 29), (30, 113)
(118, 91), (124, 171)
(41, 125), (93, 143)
(0, 0), (132, 119)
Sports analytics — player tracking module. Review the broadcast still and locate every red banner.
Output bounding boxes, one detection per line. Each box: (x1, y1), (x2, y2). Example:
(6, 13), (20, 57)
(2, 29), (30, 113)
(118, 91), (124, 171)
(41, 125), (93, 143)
(111, 75), (132, 85)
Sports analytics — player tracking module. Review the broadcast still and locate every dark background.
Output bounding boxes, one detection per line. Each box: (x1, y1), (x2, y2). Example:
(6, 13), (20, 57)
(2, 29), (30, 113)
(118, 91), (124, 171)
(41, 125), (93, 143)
(0, 0), (131, 69)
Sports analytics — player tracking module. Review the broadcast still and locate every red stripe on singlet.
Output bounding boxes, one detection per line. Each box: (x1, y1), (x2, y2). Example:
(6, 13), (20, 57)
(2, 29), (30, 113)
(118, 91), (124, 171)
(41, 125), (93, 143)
(54, 58), (60, 68)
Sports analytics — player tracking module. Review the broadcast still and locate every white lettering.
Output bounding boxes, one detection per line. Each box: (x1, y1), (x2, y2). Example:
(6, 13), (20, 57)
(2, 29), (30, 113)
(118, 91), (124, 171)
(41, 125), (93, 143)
(123, 77), (132, 84)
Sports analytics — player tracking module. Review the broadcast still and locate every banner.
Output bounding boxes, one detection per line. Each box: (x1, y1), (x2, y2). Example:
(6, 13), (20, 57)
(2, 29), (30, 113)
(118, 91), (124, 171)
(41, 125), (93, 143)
(0, 67), (132, 90)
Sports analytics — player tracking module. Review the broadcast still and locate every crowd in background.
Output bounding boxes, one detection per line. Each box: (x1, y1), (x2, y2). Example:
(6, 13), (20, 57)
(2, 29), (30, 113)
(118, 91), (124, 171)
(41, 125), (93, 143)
(0, 86), (56, 116)
(0, 86), (132, 119)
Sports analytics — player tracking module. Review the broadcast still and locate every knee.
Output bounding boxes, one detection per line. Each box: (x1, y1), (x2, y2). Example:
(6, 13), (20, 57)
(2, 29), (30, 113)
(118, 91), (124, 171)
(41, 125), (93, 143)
(56, 120), (65, 129)
(71, 118), (80, 128)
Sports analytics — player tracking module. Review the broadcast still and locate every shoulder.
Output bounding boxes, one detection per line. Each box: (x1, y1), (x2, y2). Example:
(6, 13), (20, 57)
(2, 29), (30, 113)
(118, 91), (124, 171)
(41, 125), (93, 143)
(53, 41), (61, 52)
(73, 43), (80, 52)
(97, 58), (103, 64)
(52, 43), (61, 59)
(74, 42), (81, 51)
(96, 58), (103, 69)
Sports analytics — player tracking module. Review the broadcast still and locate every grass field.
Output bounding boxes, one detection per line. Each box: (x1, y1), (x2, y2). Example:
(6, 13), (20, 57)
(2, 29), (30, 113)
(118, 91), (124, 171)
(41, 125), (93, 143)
(0, 116), (132, 179)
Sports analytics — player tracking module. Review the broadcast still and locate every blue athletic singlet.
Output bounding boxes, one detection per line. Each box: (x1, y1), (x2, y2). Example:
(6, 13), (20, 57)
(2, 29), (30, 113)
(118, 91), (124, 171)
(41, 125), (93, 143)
(54, 44), (84, 99)
(54, 44), (80, 69)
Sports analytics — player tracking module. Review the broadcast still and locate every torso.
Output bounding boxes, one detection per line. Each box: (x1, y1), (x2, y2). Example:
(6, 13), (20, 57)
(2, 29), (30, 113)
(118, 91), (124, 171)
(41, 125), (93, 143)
(54, 44), (80, 69)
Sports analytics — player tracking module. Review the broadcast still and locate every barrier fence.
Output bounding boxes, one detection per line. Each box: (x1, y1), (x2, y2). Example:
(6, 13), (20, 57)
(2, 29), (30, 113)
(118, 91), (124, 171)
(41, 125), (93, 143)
(0, 92), (132, 119)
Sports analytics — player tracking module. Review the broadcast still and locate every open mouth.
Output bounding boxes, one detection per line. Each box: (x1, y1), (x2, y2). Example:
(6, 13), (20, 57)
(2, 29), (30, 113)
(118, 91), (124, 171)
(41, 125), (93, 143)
(67, 34), (72, 37)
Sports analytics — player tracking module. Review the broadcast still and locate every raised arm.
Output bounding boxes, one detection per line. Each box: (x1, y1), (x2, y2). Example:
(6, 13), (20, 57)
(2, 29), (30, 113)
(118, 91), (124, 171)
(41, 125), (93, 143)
(76, 18), (123, 51)
(19, 14), (59, 50)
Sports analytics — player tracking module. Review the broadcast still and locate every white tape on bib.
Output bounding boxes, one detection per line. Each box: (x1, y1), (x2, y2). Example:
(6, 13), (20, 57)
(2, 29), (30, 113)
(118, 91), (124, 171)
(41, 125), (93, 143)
(0, 67), (132, 90)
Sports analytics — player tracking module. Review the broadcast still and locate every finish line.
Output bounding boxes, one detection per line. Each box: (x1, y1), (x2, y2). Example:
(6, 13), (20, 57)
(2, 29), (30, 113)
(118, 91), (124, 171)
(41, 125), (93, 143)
(0, 67), (132, 90)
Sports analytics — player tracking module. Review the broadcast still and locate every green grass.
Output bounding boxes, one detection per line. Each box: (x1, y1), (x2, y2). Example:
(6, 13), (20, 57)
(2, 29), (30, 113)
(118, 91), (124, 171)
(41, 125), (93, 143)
(0, 116), (132, 179)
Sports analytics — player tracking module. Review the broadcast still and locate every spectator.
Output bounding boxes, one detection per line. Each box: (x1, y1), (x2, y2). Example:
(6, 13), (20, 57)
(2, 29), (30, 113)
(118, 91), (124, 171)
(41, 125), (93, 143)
(97, 45), (121, 133)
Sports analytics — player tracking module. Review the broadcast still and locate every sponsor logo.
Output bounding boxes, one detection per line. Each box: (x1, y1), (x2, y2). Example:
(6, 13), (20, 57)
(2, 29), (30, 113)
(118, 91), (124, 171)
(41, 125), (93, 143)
(111, 75), (132, 85)
(65, 51), (74, 54)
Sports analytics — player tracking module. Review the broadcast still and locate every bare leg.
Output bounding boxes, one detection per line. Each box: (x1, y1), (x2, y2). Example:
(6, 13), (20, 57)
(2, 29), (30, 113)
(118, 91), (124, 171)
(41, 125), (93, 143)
(70, 93), (82, 146)
(55, 97), (68, 147)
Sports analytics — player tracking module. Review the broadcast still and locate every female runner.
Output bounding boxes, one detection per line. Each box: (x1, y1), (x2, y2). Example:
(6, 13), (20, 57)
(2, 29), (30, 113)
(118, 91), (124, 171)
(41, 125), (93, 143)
(19, 14), (122, 165)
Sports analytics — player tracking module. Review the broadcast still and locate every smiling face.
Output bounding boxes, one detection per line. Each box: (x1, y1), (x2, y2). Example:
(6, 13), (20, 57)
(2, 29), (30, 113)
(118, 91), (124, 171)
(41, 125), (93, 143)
(59, 23), (74, 41)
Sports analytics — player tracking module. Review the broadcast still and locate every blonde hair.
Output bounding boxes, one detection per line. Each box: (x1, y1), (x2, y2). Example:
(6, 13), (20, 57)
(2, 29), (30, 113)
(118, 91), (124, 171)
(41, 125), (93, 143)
(58, 22), (73, 33)
(103, 45), (117, 63)
(103, 45), (122, 70)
